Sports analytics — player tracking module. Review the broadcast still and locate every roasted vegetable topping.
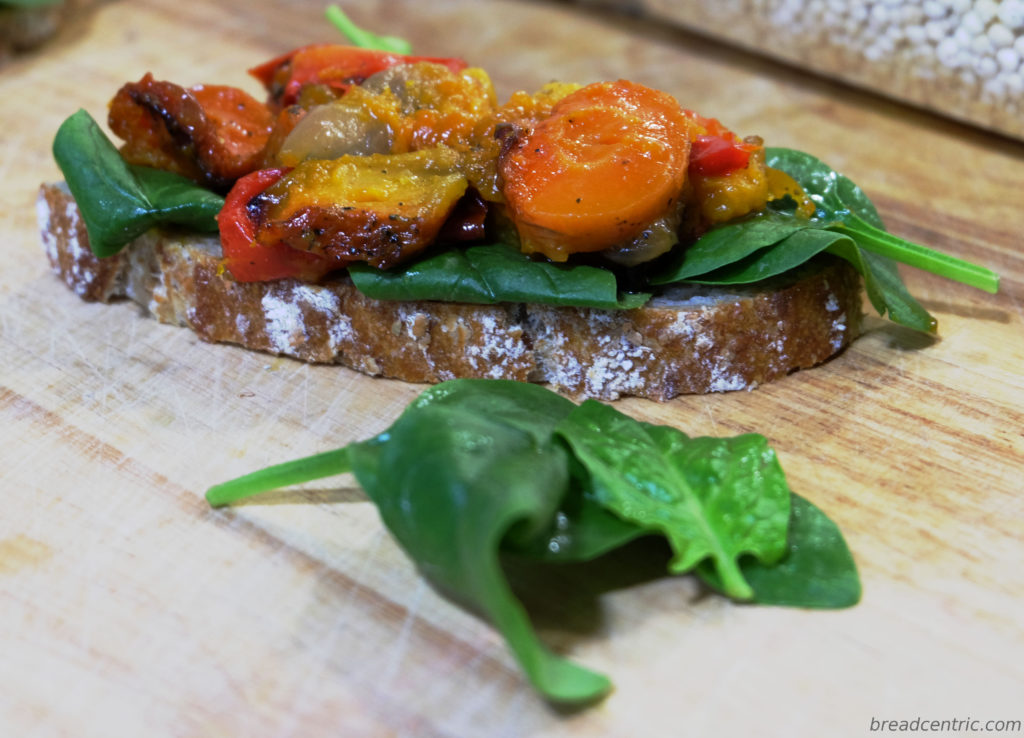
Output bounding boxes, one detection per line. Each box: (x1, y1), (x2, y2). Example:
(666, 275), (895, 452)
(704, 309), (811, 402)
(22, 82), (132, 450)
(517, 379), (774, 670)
(498, 80), (694, 261)
(218, 167), (346, 283)
(248, 147), (469, 269)
(275, 62), (496, 165)
(108, 74), (274, 192)
(52, 27), (998, 324)
(248, 44), (467, 109)
(691, 143), (771, 225)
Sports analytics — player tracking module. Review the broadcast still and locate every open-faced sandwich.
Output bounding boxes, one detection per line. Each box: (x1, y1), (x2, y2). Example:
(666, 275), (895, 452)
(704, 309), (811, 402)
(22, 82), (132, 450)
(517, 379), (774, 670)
(38, 13), (998, 400)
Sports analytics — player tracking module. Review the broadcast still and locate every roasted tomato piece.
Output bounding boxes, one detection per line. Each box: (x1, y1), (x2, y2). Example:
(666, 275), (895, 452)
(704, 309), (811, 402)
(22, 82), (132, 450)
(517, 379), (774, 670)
(109, 73), (274, 192)
(249, 147), (469, 269)
(498, 80), (693, 261)
(248, 44), (467, 109)
(218, 168), (349, 283)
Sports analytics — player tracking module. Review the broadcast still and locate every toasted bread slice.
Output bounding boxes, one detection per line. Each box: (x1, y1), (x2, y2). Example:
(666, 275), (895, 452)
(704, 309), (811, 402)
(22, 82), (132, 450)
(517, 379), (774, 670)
(38, 182), (862, 400)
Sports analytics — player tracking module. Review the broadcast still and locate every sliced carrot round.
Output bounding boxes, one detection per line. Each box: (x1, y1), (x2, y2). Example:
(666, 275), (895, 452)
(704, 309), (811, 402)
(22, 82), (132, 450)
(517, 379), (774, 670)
(498, 80), (693, 260)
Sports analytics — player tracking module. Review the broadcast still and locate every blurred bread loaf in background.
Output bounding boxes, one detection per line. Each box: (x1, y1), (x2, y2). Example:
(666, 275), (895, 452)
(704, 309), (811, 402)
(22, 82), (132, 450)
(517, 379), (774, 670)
(0, 1), (67, 60)
(570, 0), (1024, 140)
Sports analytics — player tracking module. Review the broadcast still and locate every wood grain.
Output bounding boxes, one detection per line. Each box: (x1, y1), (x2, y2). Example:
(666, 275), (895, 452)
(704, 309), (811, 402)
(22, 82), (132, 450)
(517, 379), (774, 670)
(2, 1), (1022, 736)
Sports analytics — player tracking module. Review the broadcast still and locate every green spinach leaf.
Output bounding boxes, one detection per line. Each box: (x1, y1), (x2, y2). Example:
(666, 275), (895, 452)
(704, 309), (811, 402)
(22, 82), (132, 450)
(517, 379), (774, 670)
(210, 380), (611, 703)
(347, 384), (613, 703)
(554, 399), (790, 601)
(206, 379), (861, 702)
(650, 147), (997, 332)
(774, 147), (997, 294)
(697, 494), (861, 609)
(650, 211), (811, 283)
(52, 109), (223, 258)
(672, 227), (843, 285)
(350, 241), (649, 309)
(831, 241), (937, 332)
(679, 227), (937, 332)
(765, 148), (881, 225)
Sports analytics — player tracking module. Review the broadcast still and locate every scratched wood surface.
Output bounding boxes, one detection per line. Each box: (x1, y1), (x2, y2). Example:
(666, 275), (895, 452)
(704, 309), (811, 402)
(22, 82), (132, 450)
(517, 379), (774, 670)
(1, 1), (1023, 736)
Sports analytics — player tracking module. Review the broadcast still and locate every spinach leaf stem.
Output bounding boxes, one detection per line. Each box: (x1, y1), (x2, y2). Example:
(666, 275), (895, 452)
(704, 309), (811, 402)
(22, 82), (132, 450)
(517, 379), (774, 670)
(206, 447), (352, 507)
(325, 5), (413, 54)
(837, 218), (999, 294)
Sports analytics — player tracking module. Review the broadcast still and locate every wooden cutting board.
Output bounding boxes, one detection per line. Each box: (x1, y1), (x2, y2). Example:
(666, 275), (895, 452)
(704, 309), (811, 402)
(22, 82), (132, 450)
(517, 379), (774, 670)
(2, 1), (1022, 736)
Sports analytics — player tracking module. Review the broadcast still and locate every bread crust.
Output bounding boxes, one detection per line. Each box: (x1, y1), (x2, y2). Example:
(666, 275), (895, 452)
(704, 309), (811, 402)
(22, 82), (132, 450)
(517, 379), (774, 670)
(38, 182), (863, 400)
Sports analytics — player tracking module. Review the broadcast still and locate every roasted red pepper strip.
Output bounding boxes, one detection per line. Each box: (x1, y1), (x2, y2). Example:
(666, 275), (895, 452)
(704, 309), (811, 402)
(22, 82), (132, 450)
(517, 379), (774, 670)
(683, 111), (758, 177)
(218, 168), (347, 282)
(690, 135), (755, 176)
(249, 44), (467, 108)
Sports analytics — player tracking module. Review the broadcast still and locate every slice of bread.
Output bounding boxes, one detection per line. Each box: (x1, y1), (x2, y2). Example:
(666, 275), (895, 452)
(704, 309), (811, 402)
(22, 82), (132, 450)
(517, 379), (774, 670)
(37, 182), (863, 400)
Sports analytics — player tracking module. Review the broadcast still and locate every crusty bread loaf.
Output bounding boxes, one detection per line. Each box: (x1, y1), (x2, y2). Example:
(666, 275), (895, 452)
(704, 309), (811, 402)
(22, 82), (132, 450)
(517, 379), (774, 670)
(38, 182), (863, 400)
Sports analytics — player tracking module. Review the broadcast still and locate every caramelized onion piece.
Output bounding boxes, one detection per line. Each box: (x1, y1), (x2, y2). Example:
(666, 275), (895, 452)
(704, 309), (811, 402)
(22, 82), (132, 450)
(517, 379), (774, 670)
(278, 98), (394, 164)
(278, 62), (497, 166)
(600, 208), (684, 267)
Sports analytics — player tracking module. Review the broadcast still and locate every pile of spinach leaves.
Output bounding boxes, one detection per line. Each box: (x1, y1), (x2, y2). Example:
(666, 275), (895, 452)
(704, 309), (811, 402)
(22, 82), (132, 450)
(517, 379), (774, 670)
(52, 110), (997, 326)
(207, 379), (861, 704)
